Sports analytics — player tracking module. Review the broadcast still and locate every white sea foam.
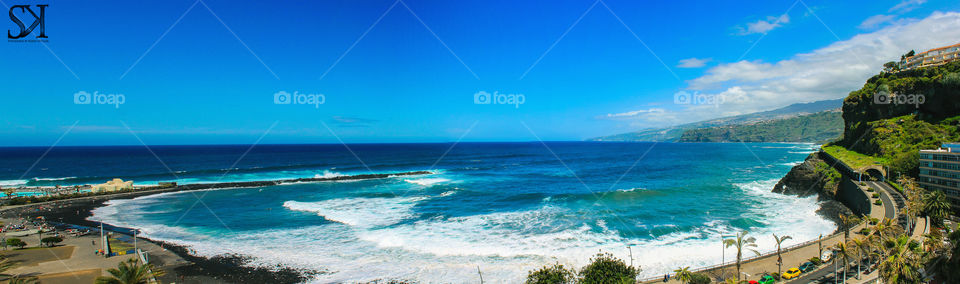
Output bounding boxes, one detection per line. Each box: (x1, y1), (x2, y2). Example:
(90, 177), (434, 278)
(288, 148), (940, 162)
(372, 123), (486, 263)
(403, 177), (451, 186)
(313, 170), (344, 179)
(32, 176), (76, 181)
(0, 179), (28, 186)
(283, 197), (426, 228)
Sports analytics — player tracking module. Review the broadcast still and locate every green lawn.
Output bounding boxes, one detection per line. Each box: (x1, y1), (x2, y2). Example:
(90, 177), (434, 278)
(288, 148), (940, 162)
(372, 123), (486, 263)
(822, 145), (887, 170)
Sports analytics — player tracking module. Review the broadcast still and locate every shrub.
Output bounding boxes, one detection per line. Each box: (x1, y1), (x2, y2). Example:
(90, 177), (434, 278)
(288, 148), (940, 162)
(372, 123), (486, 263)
(869, 217), (879, 225)
(688, 273), (711, 284)
(872, 193), (880, 198)
(6, 238), (26, 249)
(859, 228), (871, 235)
(526, 263), (575, 284)
(860, 182), (866, 186)
(867, 187), (875, 192)
(875, 199), (883, 205)
(578, 252), (639, 284)
(41, 236), (63, 247)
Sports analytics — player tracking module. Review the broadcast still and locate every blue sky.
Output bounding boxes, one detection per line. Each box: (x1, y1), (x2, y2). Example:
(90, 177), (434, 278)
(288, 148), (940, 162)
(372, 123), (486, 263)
(2, 0), (959, 146)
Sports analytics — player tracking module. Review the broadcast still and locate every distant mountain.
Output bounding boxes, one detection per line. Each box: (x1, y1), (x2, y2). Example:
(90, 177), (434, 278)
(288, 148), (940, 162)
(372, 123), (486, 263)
(590, 99), (843, 142)
(677, 110), (842, 143)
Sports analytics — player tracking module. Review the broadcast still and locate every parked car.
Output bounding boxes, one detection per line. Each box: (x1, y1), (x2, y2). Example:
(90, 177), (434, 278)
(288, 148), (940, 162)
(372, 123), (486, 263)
(799, 261), (816, 272)
(758, 274), (777, 284)
(782, 267), (801, 280)
(748, 281), (759, 284)
(821, 250), (834, 262)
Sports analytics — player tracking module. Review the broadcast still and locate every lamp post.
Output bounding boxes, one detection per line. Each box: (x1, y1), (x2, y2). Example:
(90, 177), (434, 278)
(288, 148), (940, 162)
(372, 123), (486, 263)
(721, 234), (734, 280)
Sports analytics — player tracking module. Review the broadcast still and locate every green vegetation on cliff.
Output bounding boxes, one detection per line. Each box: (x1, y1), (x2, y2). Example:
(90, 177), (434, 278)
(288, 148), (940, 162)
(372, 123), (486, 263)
(678, 110), (842, 143)
(830, 61), (960, 178)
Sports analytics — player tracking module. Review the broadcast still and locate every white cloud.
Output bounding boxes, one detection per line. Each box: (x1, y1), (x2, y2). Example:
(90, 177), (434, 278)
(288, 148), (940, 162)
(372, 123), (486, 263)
(859, 14), (896, 30)
(738, 14), (790, 35)
(606, 108), (666, 118)
(889, 0), (926, 13)
(608, 12), (960, 129)
(677, 57), (712, 68)
(683, 11), (960, 120)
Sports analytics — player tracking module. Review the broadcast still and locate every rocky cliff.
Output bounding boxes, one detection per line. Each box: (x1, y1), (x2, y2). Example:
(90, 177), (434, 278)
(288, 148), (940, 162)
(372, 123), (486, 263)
(774, 152), (852, 226)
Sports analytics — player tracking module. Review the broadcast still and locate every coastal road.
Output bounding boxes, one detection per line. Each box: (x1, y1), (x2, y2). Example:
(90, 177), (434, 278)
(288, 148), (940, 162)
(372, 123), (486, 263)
(866, 181), (896, 220)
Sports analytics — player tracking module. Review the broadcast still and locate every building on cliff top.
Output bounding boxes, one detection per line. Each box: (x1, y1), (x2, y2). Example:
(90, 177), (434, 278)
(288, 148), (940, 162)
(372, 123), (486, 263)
(919, 144), (960, 211)
(896, 43), (960, 72)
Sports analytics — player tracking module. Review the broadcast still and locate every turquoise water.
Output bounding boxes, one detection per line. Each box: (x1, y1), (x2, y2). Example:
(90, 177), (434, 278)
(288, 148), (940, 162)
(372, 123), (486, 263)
(66, 142), (832, 282)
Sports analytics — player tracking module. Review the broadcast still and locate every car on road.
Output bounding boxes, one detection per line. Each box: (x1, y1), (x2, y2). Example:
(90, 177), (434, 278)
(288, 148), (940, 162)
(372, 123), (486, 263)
(758, 274), (776, 284)
(821, 250), (834, 262)
(782, 267), (801, 280)
(799, 261), (816, 272)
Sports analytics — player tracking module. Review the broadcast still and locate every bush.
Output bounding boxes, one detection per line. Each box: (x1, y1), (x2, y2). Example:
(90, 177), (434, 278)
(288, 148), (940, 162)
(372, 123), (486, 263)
(867, 187), (875, 192)
(859, 228), (871, 235)
(6, 238), (26, 249)
(875, 199), (883, 205)
(860, 182), (866, 186)
(872, 193), (880, 198)
(869, 217), (879, 225)
(809, 257), (823, 265)
(578, 252), (639, 284)
(41, 236), (63, 247)
(526, 263), (575, 284)
(688, 273), (711, 284)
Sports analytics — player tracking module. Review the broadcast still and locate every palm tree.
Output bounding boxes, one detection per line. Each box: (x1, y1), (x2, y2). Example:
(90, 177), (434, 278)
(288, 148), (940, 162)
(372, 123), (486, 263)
(922, 190), (950, 226)
(879, 235), (923, 283)
(835, 242), (852, 282)
(849, 237), (869, 279)
(772, 233), (792, 277)
(724, 230), (759, 279)
(839, 214), (861, 243)
(673, 266), (691, 284)
(94, 258), (165, 284)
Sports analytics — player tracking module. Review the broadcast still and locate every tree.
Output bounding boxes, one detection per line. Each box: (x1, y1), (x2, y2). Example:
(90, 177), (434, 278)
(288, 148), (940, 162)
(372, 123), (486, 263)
(94, 258), (165, 284)
(906, 50), (916, 57)
(884, 61), (898, 71)
(577, 252), (639, 284)
(849, 237), (869, 279)
(526, 263), (575, 284)
(687, 273), (711, 284)
(5, 239), (25, 249)
(724, 231), (759, 279)
(839, 214), (861, 243)
(40, 237), (62, 247)
(923, 190), (950, 226)
(2, 187), (14, 200)
(879, 235), (923, 283)
(772, 233), (792, 277)
(835, 242), (852, 282)
(673, 266), (692, 284)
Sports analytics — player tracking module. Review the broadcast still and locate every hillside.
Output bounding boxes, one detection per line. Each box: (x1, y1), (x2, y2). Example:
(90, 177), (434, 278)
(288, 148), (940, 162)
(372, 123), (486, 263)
(591, 99), (842, 142)
(677, 110), (842, 143)
(831, 60), (960, 178)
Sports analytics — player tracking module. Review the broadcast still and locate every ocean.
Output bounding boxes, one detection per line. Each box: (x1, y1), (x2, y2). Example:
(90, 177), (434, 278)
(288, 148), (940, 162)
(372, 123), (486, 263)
(0, 142), (834, 282)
